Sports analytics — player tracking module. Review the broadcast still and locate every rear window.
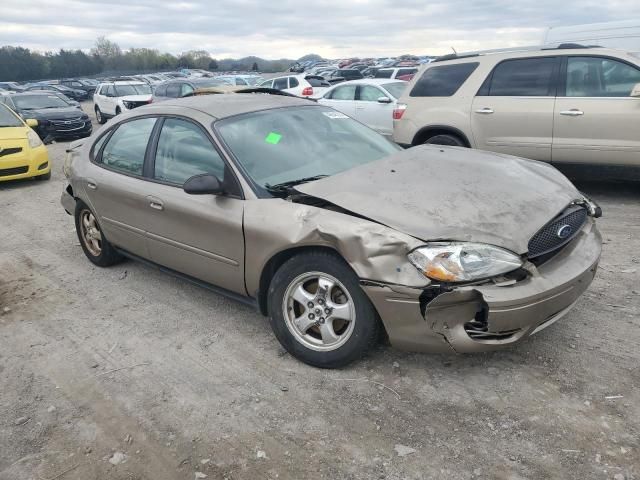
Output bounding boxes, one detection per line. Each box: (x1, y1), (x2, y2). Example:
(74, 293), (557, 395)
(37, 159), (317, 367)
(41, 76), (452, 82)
(410, 63), (478, 97)
(374, 69), (393, 79)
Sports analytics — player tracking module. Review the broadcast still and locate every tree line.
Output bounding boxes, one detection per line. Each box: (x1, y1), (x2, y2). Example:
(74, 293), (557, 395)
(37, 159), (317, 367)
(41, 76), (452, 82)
(0, 36), (300, 82)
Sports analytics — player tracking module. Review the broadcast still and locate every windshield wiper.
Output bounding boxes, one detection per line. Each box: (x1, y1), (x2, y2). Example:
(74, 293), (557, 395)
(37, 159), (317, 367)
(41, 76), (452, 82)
(265, 175), (329, 193)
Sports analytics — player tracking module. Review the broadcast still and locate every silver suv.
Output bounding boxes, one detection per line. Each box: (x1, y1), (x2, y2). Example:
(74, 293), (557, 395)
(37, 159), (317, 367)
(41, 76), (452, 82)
(393, 45), (640, 167)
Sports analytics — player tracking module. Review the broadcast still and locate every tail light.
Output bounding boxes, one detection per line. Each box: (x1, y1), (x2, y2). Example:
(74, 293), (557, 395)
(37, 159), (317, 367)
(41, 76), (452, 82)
(148, 98), (153, 104)
(393, 103), (407, 120)
(301, 87), (314, 96)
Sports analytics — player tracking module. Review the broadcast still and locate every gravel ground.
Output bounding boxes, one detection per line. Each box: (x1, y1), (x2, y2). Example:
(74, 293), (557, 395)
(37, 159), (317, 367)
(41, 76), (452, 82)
(1, 102), (639, 480)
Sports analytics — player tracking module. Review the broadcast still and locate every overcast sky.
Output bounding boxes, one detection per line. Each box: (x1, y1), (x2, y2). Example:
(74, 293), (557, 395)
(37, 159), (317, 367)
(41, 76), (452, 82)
(1, 0), (639, 59)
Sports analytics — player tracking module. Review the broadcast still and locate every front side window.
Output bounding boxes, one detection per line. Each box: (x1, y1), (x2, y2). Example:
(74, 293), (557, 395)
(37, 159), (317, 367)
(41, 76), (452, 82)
(260, 79), (273, 88)
(328, 85), (356, 100)
(180, 83), (194, 97)
(154, 118), (225, 185)
(100, 118), (155, 175)
(485, 57), (557, 96)
(216, 106), (400, 191)
(358, 85), (383, 101)
(411, 62), (478, 97)
(566, 56), (640, 97)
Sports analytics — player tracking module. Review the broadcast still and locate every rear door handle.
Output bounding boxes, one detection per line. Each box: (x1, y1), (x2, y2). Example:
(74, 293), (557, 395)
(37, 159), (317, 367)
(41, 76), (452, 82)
(147, 196), (164, 211)
(560, 109), (584, 116)
(87, 180), (97, 190)
(475, 108), (494, 114)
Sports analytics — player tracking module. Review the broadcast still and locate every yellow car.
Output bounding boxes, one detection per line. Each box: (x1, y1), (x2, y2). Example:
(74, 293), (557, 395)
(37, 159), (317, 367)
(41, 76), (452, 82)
(0, 102), (50, 181)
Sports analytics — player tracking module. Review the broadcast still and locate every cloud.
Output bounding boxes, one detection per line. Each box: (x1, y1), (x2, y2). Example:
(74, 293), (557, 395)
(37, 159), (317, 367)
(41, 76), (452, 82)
(1, 0), (638, 58)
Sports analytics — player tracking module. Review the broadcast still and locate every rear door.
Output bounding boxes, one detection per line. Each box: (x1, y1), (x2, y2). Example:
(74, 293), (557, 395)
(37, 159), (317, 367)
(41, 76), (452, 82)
(317, 84), (357, 118)
(353, 84), (394, 135)
(471, 56), (560, 162)
(85, 117), (157, 258)
(139, 116), (246, 294)
(552, 55), (640, 166)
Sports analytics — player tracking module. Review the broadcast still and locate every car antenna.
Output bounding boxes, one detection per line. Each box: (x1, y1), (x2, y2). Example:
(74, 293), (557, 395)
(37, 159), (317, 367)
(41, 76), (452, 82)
(451, 46), (457, 55)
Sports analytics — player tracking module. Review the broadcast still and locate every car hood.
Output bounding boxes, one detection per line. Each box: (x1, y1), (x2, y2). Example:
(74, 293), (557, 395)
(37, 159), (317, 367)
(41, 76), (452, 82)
(120, 94), (152, 102)
(0, 126), (28, 140)
(22, 107), (85, 120)
(296, 145), (583, 254)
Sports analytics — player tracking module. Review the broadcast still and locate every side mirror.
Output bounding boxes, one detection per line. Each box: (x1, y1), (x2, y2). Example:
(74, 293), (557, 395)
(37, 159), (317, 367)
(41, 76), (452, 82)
(183, 174), (224, 195)
(377, 96), (392, 104)
(25, 118), (38, 127)
(631, 83), (640, 97)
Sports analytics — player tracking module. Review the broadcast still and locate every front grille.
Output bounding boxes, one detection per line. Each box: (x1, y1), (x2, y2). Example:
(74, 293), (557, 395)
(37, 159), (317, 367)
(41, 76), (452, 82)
(0, 147), (22, 158)
(528, 205), (588, 259)
(125, 101), (148, 109)
(50, 118), (86, 131)
(0, 165), (28, 177)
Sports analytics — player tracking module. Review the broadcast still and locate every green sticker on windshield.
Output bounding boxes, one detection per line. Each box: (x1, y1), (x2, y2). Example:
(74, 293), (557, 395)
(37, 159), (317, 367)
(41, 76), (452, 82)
(265, 132), (282, 145)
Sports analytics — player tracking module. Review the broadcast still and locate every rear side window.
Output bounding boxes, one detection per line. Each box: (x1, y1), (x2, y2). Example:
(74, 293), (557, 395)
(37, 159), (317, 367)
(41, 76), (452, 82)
(100, 118), (155, 176)
(410, 63), (478, 97)
(397, 68), (417, 77)
(482, 57), (557, 96)
(155, 84), (167, 96)
(166, 83), (181, 98)
(273, 78), (288, 90)
(154, 118), (225, 185)
(289, 77), (299, 88)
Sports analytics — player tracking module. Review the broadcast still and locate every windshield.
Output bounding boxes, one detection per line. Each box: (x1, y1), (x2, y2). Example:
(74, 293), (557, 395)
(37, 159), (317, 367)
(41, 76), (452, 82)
(383, 81), (408, 99)
(13, 94), (69, 110)
(245, 77), (263, 86)
(114, 84), (152, 96)
(216, 106), (400, 191)
(81, 79), (99, 86)
(0, 104), (23, 127)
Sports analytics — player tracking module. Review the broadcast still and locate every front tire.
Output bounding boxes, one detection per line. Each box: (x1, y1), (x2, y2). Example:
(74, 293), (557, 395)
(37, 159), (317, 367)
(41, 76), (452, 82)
(95, 106), (106, 124)
(74, 201), (123, 267)
(424, 133), (466, 147)
(267, 251), (381, 368)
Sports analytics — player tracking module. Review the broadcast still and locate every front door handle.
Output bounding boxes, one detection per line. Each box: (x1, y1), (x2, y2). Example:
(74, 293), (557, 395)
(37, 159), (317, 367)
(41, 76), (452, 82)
(475, 107), (494, 114)
(147, 196), (164, 211)
(560, 109), (584, 116)
(87, 180), (97, 190)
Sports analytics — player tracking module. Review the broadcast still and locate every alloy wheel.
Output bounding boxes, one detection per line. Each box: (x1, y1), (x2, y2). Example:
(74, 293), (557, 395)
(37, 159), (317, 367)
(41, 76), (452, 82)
(282, 271), (356, 352)
(80, 210), (102, 256)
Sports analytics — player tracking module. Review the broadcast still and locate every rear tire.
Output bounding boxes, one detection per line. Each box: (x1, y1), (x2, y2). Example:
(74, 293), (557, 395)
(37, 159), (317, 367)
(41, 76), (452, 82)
(74, 201), (123, 267)
(267, 251), (381, 368)
(424, 134), (466, 147)
(95, 106), (106, 124)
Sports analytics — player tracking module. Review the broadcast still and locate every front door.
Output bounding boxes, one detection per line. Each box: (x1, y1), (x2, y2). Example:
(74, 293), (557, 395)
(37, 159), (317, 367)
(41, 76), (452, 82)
(85, 117), (157, 258)
(354, 84), (395, 135)
(140, 117), (246, 294)
(318, 84), (357, 118)
(552, 55), (640, 166)
(471, 56), (559, 162)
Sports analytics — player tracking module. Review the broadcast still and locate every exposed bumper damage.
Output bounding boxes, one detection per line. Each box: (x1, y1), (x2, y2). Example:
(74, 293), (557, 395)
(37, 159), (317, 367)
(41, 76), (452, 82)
(363, 221), (601, 353)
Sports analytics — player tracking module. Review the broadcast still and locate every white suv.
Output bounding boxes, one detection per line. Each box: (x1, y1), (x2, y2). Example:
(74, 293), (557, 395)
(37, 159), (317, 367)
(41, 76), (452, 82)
(93, 81), (153, 124)
(259, 74), (330, 98)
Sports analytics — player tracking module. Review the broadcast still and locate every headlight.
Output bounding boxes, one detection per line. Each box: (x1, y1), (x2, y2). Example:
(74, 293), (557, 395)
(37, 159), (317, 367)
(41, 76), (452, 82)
(408, 242), (523, 283)
(27, 129), (43, 148)
(122, 101), (134, 109)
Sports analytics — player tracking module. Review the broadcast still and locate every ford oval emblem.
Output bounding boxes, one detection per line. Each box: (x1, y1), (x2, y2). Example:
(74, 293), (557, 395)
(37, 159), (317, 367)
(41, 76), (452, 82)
(557, 224), (573, 239)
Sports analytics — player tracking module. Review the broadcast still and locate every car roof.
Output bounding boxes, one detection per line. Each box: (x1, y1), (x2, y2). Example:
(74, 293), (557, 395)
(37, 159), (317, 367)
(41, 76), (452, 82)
(431, 46), (637, 64)
(152, 93), (316, 120)
(334, 78), (406, 86)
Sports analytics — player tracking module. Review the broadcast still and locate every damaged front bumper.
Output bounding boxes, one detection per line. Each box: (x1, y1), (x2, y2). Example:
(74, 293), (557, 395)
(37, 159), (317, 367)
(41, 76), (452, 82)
(363, 221), (601, 353)
(61, 183), (76, 215)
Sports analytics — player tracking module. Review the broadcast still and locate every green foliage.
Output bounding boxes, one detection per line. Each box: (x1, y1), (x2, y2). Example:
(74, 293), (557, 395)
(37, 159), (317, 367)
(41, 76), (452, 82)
(0, 37), (305, 82)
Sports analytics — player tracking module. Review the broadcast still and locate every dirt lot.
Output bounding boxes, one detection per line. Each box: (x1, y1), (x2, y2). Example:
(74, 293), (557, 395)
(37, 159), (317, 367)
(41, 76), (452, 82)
(1, 103), (639, 480)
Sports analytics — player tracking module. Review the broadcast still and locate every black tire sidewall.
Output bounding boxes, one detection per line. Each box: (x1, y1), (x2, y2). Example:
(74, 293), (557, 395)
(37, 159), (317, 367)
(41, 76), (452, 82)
(267, 252), (379, 368)
(425, 134), (465, 147)
(95, 107), (105, 124)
